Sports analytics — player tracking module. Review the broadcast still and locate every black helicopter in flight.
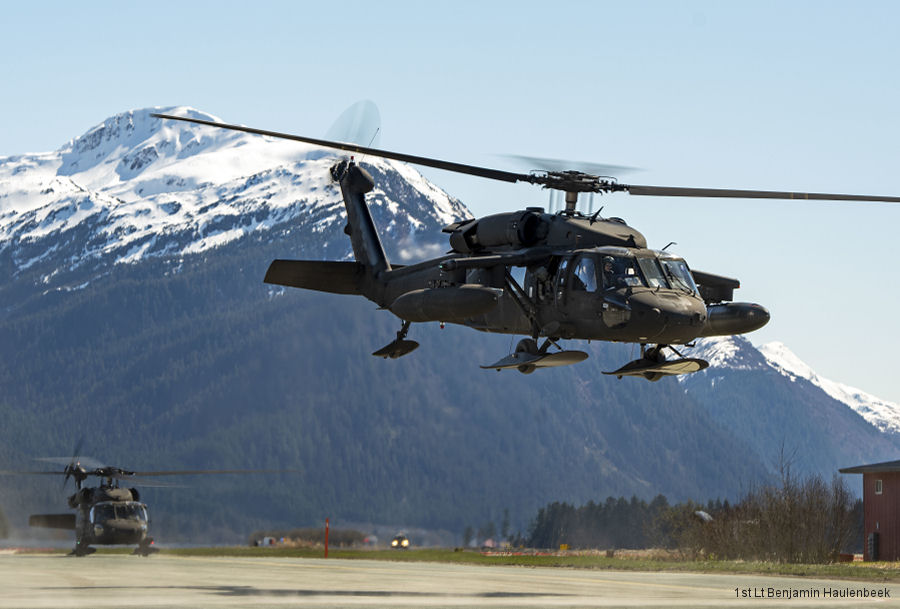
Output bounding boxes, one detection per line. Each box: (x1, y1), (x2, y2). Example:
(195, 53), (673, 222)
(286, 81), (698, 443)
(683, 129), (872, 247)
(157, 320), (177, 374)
(153, 113), (900, 380)
(4, 445), (281, 556)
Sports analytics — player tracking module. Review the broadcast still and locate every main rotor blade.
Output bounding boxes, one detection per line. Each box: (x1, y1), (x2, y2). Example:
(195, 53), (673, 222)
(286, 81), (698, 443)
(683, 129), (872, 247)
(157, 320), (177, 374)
(126, 469), (301, 477)
(71, 437), (84, 463)
(1, 468), (298, 478)
(152, 113), (531, 185)
(152, 114), (900, 203)
(623, 184), (900, 203)
(36, 456), (105, 469)
(0, 470), (71, 476)
(498, 154), (638, 177)
(121, 479), (186, 488)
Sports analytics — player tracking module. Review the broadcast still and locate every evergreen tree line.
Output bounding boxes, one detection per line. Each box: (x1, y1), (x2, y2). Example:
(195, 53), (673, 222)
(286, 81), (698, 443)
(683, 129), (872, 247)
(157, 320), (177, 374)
(527, 494), (676, 550)
(526, 471), (863, 563)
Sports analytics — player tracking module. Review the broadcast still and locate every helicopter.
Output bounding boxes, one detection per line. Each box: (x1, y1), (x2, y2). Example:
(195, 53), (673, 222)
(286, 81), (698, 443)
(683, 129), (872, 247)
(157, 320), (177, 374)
(4, 445), (285, 556)
(152, 113), (900, 380)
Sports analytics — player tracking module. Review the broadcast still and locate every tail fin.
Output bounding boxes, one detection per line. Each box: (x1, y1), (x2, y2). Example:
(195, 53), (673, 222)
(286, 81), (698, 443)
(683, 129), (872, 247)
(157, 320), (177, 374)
(331, 160), (391, 277)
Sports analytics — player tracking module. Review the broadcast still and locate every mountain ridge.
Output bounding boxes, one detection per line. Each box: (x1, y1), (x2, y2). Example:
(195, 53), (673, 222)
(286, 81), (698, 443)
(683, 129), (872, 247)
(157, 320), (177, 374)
(689, 336), (900, 437)
(684, 336), (900, 476)
(0, 106), (466, 284)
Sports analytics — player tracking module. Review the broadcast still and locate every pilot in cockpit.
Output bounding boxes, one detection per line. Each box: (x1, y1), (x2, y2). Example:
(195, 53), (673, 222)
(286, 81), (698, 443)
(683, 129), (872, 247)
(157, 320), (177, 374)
(602, 256), (618, 289)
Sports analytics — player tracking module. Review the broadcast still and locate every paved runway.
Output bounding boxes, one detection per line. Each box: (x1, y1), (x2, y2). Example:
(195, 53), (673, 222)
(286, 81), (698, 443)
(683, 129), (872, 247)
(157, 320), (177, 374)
(1, 554), (898, 608)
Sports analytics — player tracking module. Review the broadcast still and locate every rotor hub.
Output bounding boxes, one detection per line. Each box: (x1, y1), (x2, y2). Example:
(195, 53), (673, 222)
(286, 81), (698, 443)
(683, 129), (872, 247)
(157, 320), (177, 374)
(528, 170), (620, 194)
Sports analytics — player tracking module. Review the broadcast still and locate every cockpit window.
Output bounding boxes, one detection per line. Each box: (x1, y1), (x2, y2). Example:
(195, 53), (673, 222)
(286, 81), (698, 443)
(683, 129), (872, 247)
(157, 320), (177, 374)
(636, 258), (670, 289)
(660, 258), (699, 295)
(116, 502), (148, 522)
(90, 503), (116, 523)
(572, 256), (598, 292)
(601, 255), (643, 290)
(90, 502), (148, 523)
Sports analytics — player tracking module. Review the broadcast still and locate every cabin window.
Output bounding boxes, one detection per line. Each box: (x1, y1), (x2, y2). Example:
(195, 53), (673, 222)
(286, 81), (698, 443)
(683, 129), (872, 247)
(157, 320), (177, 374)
(572, 257), (598, 292)
(876, 479), (883, 495)
(509, 266), (526, 286)
(557, 258), (569, 287)
(555, 258), (570, 301)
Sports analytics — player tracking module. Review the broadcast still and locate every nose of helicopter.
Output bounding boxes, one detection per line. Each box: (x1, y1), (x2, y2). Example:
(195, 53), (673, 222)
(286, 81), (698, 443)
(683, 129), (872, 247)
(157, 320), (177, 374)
(628, 292), (708, 342)
(93, 519), (147, 544)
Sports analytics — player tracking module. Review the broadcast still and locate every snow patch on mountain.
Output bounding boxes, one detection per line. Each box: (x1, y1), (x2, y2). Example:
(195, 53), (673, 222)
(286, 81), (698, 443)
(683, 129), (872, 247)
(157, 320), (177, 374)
(759, 342), (900, 435)
(0, 106), (469, 278)
(688, 335), (770, 371)
(686, 335), (900, 435)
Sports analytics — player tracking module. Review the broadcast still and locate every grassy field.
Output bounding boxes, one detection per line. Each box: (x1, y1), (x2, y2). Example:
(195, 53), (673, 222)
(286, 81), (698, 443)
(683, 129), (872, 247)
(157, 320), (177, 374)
(30, 545), (900, 582)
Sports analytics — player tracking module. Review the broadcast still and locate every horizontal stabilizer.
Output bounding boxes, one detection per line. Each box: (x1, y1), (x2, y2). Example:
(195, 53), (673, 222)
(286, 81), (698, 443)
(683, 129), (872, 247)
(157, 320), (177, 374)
(482, 350), (588, 371)
(29, 513), (76, 530)
(264, 260), (365, 295)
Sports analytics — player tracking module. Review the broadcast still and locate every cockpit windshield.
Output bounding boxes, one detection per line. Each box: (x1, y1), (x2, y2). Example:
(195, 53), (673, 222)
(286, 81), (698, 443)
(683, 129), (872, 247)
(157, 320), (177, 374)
(117, 502), (148, 522)
(90, 502), (148, 523)
(635, 258), (669, 289)
(594, 250), (700, 296)
(90, 503), (115, 523)
(660, 258), (699, 295)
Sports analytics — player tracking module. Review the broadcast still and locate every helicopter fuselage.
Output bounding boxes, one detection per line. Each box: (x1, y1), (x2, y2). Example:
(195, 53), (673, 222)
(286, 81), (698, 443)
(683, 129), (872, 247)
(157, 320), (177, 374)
(265, 168), (769, 356)
(371, 245), (765, 345)
(29, 484), (154, 555)
(70, 486), (151, 550)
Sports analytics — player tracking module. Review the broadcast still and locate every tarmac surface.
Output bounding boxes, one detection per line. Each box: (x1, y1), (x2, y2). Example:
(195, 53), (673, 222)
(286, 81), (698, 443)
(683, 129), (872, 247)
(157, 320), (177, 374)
(1, 553), (899, 608)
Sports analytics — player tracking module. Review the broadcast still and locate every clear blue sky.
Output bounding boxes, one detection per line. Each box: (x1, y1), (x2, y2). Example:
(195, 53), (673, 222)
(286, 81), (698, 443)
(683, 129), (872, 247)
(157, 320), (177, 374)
(3, 1), (900, 402)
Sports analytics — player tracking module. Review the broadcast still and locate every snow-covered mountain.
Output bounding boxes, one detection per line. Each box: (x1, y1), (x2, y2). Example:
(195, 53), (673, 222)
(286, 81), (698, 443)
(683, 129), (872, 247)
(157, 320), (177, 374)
(759, 341), (900, 435)
(681, 336), (900, 476)
(689, 335), (900, 437)
(0, 106), (467, 284)
(2, 107), (898, 537)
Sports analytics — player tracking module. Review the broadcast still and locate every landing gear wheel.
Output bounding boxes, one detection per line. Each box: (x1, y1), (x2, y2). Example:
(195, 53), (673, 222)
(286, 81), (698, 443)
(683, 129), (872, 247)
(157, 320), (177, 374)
(642, 344), (667, 364)
(372, 321), (419, 359)
(482, 339), (588, 372)
(515, 339), (539, 374)
(515, 338), (539, 355)
(133, 538), (158, 556)
(639, 345), (666, 380)
(604, 343), (708, 381)
(70, 544), (96, 557)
